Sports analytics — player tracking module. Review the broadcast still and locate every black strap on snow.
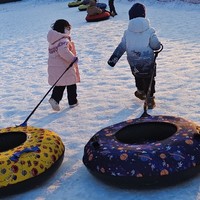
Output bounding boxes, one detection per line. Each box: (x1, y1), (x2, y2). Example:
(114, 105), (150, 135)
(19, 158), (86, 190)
(140, 44), (163, 118)
(19, 58), (78, 127)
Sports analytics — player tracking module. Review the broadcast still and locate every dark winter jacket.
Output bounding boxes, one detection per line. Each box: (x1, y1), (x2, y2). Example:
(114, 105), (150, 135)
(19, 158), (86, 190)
(108, 17), (161, 75)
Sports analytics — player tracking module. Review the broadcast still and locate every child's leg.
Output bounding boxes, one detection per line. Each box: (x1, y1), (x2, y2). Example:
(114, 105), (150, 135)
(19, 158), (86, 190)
(51, 86), (66, 103)
(134, 76), (146, 100)
(135, 76), (145, 93)
(108, 0), (117, 15)
(66, 84), (78, 106)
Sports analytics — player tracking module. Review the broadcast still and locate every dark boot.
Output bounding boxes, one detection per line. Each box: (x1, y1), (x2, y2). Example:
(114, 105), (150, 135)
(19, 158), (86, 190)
(110, 11), (117, 17)
(134, 90), (146, 100)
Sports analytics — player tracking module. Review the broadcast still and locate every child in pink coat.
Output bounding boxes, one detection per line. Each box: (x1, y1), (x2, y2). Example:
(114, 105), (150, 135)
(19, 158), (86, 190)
(47, 19), (80, 111)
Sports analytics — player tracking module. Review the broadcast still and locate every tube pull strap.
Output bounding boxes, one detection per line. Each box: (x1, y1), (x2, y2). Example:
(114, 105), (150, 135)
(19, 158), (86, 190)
(140, 44), (163, 118)
(19, 57), (78, 127)
(10, 146), (40, 162)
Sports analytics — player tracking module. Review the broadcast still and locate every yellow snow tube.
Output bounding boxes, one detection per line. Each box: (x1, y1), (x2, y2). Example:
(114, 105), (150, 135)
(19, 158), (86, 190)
(0, 126), (65, 190)
(68, 0), (83, 7)
(78, 4), (89, 11)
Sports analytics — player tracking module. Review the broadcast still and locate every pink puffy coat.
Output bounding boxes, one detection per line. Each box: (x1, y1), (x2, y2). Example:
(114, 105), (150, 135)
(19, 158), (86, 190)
(47, 29), (80, 86)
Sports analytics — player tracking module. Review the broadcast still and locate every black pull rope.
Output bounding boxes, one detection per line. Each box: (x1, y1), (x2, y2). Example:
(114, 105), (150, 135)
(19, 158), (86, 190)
(140, 44), (163, 118)
(19, 58), (78, 127)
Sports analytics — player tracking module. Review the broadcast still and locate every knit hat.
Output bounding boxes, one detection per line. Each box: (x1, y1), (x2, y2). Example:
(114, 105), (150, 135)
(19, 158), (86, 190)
(129, 3), (146, 20)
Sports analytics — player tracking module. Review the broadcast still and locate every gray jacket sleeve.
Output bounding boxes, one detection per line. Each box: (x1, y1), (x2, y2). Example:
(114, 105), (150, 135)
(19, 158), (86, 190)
(149, 29), (161, 50)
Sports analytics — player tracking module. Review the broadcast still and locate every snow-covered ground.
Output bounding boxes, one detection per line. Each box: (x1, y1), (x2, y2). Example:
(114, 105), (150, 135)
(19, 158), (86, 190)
(0, 0), (200, 199)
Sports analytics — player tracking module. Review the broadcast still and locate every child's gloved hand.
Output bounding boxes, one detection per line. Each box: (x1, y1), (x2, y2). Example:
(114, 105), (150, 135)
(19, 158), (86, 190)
(107, 60), (115, 67)
(107, 54), (119, 67)
(74, 57), (78, 62)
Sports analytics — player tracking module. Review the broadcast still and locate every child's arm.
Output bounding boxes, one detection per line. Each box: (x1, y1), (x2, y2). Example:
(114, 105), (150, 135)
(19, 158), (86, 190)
(107, 45), (125, 67)
(149, 30), (161, 51)
(107, 34), (126, 67)
(58, 41), (77, 63)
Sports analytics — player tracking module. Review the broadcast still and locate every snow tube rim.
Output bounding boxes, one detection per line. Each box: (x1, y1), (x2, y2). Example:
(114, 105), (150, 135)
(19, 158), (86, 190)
(86, 11), (110, 22)
(83, 115), (200, 186)
(0, 126), (65, 189)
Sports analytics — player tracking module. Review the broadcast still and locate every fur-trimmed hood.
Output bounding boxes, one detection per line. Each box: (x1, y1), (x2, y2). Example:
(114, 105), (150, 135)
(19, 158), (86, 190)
(128, 17), (151, 33)
(47, 29), (70, 44)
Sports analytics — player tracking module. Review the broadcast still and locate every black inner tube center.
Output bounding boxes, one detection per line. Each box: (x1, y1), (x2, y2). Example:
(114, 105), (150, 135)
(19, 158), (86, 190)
(0, 132), (27, 152)
(115, 122), (177, 144)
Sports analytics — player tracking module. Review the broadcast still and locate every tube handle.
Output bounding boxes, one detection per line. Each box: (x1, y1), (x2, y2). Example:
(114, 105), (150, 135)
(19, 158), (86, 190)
(91, 136), (100, 150)
(10, 146), (40, 162)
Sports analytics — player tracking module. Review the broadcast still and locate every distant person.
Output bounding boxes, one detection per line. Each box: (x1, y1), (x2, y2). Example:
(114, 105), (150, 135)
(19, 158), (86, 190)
(87, 0), (102, 16)
(82, 0), (90, 5)
(108, 0), (117, 17)
(107, 3), (161, 109)
(47, 19), (80, 111)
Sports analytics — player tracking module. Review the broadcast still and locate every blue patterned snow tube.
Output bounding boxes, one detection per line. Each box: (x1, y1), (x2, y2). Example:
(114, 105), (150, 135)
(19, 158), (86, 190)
(83, 115), (200, 186)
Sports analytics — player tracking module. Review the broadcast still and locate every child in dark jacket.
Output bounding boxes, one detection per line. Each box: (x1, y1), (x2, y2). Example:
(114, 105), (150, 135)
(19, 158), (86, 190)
(107, 3), (161, 109)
